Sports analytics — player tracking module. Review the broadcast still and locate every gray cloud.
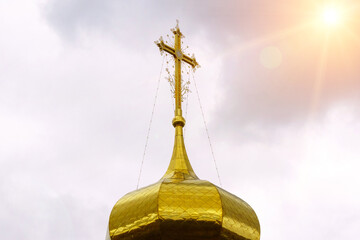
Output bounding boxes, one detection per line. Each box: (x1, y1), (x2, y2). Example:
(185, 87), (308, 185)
(43, 0), (360, 137)
(214, 43), (360, 141)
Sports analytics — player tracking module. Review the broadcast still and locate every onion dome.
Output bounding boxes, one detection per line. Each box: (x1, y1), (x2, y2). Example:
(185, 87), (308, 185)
(106, 22), (260, 240)
(107, 122), (260, 240)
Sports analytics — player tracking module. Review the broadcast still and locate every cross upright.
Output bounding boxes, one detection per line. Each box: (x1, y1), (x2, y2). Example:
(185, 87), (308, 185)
(155, 21), (199, 128)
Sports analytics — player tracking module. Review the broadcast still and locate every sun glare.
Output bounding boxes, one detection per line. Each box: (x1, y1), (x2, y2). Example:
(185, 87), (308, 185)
(322, 6), (341, 26)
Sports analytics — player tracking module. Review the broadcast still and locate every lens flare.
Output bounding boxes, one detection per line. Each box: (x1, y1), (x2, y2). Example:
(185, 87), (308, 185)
(322, 6), (341, 26)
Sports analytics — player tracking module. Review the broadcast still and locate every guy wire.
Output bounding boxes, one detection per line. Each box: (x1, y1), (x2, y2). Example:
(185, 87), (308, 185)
(136, 55), (165, 189)
(191, 71), (222, 187)
(184, 64), (190, 138)
(166, 54), (175, 111)
(184, 93), (189, 138)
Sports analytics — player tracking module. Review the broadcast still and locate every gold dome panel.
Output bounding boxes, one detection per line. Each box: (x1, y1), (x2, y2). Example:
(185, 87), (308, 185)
(109, 177), (260, 240)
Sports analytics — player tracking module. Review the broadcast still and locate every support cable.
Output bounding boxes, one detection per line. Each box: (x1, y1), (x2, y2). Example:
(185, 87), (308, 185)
(136, 55), (165, 189)
(184, 64), (190, 138)
(184, 92), (189, 137)
(166, 54), (175, 111)
(191, 71), (222, 187)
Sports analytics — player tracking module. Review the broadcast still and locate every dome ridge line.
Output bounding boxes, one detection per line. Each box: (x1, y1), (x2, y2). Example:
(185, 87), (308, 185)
(213, 183), (225, 226)
(156, 179), (162, 221)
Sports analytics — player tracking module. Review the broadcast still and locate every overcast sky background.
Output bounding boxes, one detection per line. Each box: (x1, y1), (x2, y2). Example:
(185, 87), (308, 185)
(1, 0), (360, 239)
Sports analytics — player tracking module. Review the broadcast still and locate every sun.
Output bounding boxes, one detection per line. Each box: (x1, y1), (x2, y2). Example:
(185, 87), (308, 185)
(322, 6), (342, 27)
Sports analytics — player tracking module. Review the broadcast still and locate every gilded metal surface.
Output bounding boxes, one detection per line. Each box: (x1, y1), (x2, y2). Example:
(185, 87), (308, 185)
(109, 183), (161, 240)
(162, 125), (197, 180)
(219, 188), (260, 240)
(108, 22), (260, 240)
(155, 21), (199, 113)
(109, 171), (260, 240)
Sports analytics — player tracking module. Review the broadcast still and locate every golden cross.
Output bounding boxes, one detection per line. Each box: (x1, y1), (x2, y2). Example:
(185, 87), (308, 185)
(155, 21), (199, 127)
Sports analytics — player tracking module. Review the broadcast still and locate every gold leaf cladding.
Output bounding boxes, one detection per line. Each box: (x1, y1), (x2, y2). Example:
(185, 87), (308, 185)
(109, 182), (161, 240)
(218, 188), (260, 240)
(158, 180), (222, 221)
(109, 178), (260, 240)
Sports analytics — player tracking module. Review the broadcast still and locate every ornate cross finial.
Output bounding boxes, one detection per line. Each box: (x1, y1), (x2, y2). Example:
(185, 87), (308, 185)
(155, 21), (199, 128)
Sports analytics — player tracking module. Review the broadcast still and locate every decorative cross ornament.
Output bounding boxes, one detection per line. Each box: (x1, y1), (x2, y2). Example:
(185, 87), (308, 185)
(155, 20), (199, 127)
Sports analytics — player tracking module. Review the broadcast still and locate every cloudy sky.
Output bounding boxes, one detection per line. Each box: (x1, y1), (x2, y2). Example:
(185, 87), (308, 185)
(1, 0), (360, 239)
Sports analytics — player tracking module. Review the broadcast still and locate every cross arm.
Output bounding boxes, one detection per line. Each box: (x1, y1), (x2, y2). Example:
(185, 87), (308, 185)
(155, 37), (199, 69)
(155, 38), (176, 57)
(182, 53), (199, 69)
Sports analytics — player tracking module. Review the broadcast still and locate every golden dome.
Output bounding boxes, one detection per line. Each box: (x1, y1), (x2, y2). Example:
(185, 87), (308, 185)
(107, 23), (260, 240)
(108, 124), (260, 240)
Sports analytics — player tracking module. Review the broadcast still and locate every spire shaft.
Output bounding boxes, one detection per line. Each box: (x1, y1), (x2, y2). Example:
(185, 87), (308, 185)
(174, 26), (182, 114)
(162, 125), (198, 180)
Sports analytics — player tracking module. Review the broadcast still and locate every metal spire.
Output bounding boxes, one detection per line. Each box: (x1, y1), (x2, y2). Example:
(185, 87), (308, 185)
(155, 21), (200, 180)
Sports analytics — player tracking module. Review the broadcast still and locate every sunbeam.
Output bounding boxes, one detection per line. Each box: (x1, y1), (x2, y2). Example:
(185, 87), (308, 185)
(307, 33), (330, 123)
(232, 22), (311, 54)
